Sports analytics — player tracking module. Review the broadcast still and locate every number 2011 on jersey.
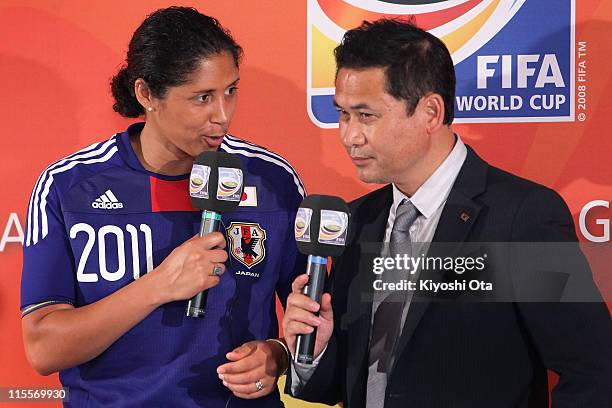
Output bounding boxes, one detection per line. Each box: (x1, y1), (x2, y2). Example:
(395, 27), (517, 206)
(69, 223), (154, 282)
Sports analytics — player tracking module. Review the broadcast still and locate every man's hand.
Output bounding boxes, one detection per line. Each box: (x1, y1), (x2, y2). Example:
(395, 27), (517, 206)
(217, 340), (286, 399)
(282, 274), (334, 359)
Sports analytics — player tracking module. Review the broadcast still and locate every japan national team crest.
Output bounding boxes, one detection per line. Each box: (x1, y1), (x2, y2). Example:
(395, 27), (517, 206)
(226, 222), (267, 269)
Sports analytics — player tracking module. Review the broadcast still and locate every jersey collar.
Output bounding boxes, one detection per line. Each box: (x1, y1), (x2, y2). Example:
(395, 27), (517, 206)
(116, 122), (190, 181)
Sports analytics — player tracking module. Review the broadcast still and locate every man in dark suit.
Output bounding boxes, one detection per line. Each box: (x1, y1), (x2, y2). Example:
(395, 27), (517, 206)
(282, 19), (611, 407)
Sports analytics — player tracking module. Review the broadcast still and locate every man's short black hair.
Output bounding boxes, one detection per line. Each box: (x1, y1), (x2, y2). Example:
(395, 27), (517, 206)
(334, 18), (455, 125)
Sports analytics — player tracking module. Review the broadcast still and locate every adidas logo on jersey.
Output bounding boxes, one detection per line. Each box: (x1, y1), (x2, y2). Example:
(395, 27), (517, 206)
(92, 190), (124, 209)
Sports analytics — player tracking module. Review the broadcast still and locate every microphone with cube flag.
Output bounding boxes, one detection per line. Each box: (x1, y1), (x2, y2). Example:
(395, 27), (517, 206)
(294, 194), (349, 363)
(186, 151), (244, 318)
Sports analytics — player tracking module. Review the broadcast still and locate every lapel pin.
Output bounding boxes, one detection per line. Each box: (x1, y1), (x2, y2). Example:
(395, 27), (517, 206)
(459, 212), (470, 222)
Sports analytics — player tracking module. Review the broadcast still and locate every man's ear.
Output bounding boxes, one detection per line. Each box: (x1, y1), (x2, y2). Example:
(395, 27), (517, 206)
(421, 93), (445, 133)
(134, 78), (157, 113)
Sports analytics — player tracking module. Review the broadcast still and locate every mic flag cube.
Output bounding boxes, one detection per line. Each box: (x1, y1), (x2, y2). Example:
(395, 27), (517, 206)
(190, 151), (244, 213)
(295, 194), (350, 257)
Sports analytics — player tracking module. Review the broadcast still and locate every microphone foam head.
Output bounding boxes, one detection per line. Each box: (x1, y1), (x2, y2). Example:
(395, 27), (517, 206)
(295, 195), (350, 257)
(190, 151), (244, 213)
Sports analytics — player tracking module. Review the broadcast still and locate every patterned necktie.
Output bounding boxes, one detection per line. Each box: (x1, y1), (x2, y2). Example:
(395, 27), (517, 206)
(370, 199), (419, 370)
(367, 200), (419, 407)
(389, 199), (419, 255)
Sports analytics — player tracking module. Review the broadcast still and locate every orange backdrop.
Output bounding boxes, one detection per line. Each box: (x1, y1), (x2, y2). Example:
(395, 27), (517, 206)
(0, 1), (610, 407)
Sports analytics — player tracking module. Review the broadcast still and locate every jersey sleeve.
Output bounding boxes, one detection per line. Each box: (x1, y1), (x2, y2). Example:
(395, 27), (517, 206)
(275, 171), (307, 307)
(21, 179), (76, 317)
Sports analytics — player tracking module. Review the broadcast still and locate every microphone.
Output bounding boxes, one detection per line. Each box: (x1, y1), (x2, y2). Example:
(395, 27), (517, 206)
(294, 194), (349, 364)
(186, 151), (244, 318)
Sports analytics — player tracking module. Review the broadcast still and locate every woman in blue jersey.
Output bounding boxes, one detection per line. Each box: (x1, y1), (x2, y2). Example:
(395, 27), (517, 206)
(21, 7), (305, 407)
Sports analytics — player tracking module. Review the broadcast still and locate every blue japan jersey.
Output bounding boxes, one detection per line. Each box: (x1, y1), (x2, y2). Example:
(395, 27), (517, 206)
(21, 123), (306, 407)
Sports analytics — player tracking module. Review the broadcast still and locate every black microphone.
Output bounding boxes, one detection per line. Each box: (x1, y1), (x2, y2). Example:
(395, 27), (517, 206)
(294, 194), (349, 363)
(186, 151), (244, 318)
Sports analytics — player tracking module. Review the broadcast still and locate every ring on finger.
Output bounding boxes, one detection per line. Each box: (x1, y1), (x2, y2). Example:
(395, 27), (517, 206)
(255, 380), (264, 391)
(213, 264), (223, 276)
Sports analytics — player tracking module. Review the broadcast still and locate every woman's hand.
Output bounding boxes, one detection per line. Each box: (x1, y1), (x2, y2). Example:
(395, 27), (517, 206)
(150, 232), (228, 304)
(216, 339), (288, 399)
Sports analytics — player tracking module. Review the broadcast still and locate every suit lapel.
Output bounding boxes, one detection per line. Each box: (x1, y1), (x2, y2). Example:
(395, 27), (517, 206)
(431, 189), (483, 243)
(342, 186), (392, 406)
(430, 145), (488, 244)
(391, 146), (488, 374)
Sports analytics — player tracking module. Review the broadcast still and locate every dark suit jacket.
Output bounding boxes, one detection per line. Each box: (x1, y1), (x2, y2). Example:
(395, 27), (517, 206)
(287, 147), (611, 408)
